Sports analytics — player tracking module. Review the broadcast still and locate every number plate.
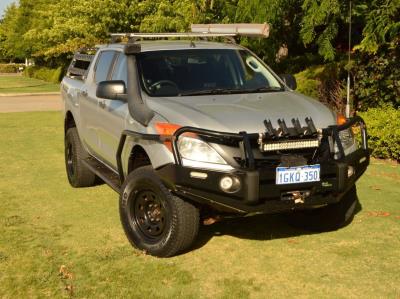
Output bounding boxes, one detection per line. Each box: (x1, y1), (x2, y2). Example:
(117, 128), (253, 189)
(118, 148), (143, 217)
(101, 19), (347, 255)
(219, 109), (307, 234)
(276, 164), (320, 185)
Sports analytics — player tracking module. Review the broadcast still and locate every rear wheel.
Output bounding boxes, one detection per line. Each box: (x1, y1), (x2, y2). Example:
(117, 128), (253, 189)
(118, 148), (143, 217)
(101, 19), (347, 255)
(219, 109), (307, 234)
(65, 127), (96, 187)
(287, 186), (359, 232)
(119, 166), (199, 257)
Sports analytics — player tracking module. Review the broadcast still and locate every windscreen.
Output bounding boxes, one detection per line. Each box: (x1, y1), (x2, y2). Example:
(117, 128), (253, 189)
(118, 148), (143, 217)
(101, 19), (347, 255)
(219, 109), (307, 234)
(136, 49), (284, 97)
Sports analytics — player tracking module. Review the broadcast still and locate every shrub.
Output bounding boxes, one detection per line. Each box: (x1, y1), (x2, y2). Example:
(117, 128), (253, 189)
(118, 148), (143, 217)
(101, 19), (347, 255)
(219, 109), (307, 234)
(295, 74), (320, 99)
(0, 64), (24, 73)
(353, 39), (400, 111)
(23, 66), (63, 83)
(295, 64), (347, 113)
(358, 106), (400, 161)
(294, 65), (324, 99)
(276, 53), (324, 74)
(23, 66), (36, 77)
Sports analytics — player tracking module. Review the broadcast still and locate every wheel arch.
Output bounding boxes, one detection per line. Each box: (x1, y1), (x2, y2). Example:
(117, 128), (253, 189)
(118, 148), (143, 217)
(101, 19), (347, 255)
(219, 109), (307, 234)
(127, 145), (152, 174)
(64, 110), (76, 135)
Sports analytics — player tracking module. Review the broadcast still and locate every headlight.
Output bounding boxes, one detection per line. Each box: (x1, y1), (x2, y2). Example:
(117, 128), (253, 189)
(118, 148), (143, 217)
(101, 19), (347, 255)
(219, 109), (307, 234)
(332, 128), (358, 157)
(177, 136), (233, 171)
(339, 129), (355, 150)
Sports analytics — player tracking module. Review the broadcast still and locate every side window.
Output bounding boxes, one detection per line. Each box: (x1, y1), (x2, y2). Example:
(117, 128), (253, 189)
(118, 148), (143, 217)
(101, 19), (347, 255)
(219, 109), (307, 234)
(95, 51), (116, 84)
(111, 54), (127, 84)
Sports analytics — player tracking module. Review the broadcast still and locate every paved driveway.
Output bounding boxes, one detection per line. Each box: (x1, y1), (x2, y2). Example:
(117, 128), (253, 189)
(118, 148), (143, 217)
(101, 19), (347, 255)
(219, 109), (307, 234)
(0, 94), (62, 113)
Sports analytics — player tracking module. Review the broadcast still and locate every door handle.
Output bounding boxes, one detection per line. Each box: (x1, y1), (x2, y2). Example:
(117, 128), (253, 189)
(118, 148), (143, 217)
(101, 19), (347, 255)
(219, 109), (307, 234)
(81, 90), (88, 96)
(99, 101), (106, 109)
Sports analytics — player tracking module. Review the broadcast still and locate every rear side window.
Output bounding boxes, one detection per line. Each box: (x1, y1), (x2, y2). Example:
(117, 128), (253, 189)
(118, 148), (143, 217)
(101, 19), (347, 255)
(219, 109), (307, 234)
(95, 51), (116, 83)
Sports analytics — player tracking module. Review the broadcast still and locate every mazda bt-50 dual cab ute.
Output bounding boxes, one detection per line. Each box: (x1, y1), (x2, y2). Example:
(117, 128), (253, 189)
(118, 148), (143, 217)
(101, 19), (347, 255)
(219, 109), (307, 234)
(61, 24), (369, 257)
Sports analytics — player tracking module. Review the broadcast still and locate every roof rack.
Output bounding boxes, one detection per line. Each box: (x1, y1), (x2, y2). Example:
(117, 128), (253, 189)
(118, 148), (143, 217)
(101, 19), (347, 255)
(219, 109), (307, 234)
(110, 32), (237, 43)
(110, 23), (269, 43)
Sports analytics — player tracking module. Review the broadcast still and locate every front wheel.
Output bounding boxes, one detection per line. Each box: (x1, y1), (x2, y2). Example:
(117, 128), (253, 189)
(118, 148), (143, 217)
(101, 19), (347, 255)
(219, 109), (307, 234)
(287, 186), (359, 232)
(119, 166), (199, 257)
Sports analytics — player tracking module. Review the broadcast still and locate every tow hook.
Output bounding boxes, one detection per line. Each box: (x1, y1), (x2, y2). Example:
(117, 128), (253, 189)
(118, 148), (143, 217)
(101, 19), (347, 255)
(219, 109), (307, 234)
(203, 215), (222, 225)
(281, 190), (311, 204)
(293, 192), (305, 204)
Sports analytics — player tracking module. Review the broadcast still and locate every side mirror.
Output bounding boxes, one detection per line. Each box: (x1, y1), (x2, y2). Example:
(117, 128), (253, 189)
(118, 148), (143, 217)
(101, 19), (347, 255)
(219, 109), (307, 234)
(279, 74), (297, 90)
(96, 80), (127, 101)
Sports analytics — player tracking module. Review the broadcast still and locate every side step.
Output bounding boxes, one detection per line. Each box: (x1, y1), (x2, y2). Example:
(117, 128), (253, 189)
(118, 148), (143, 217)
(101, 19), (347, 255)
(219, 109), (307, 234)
(83, 157), (121, 193)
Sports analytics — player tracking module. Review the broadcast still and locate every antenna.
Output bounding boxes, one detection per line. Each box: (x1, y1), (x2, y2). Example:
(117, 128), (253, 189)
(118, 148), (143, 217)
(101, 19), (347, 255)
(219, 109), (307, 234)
(345, 0), (352, 118)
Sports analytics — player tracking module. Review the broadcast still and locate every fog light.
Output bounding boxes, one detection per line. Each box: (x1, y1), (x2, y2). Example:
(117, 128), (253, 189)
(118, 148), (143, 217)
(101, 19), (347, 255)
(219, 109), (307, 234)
(219, 176), (241, 193)
(348, 166), (355, 178)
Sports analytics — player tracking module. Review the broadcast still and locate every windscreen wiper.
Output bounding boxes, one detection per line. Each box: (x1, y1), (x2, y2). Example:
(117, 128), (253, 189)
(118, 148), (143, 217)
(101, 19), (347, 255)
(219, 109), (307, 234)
(179, 88), (237, 96)
(243, 86), (284, 93)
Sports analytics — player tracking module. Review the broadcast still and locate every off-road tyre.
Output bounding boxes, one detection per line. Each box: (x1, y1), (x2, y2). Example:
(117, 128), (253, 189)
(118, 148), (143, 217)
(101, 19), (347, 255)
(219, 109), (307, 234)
(287, 186), (359, 232)
(65, 127), (96, 187)
(119, 166), (199, 257)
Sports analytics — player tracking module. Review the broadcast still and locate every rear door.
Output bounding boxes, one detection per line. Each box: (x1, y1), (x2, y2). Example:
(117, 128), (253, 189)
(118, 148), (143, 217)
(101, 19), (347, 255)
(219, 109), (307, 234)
(80, 50), (118, 157)
(96, 52), (130, 169)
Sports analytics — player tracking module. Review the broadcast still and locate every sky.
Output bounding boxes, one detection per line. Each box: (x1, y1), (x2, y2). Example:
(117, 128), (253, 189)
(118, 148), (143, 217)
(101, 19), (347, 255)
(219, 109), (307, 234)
(0, 0), (15, 17)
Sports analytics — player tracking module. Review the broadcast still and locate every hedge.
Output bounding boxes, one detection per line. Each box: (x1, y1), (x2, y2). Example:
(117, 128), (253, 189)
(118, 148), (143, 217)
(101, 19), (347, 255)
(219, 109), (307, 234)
(0, 64), (24, 73)
(23, 66), (63, 83)
(358, 106), (400, 161)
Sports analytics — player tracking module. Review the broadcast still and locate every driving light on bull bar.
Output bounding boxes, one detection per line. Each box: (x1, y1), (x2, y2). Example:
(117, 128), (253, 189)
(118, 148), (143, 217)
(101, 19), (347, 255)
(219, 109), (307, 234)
(219, 175), (241, 193)
(261, 139), (319, 152)
(348, 166), (355, 178)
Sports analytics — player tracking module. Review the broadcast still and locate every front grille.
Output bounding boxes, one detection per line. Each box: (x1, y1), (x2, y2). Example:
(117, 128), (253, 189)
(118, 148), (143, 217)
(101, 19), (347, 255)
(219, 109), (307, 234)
(234, 145), (328, 169)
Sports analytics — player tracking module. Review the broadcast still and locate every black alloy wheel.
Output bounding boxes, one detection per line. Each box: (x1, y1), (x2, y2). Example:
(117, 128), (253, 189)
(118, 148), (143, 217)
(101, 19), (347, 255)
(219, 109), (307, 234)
(131, 190), (167, 242)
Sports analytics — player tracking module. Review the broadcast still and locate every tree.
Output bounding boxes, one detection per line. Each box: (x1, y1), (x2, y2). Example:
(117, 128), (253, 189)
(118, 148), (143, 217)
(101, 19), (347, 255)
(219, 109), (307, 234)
(353, 0), (400, 110)
(0, 2), (35, 61)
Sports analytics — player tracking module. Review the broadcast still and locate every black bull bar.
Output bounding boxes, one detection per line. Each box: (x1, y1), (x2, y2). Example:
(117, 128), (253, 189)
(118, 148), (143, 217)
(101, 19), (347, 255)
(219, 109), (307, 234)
(116, 116), (368, 184)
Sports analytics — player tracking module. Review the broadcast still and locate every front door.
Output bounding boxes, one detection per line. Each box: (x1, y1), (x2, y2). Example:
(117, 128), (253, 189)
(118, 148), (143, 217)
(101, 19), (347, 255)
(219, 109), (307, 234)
(84, 50), (119, 162)
(97, 53), (130, 170)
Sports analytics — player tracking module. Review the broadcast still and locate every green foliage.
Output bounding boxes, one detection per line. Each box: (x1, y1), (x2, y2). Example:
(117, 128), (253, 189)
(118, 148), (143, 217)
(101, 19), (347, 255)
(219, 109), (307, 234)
(295, 67), (322, 99)
(359, 107), (400, 161)
(295, 63), (347, 113)
(300, 0), (341, 61)
(274, 53), (323, 74)
(0, 3), (31, 60)
(295, 77), (320, 99)
(355, 0), (400, 53)
(0, 64), (23, 73)
(353, 38), (400, 110)
(23, 66), (63, 83)
(0, 0), (397, 67)
(234, 0), (304, 64)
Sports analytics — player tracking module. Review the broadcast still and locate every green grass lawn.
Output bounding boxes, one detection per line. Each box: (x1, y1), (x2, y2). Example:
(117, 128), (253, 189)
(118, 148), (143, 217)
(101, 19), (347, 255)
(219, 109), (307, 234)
(1, 111), (399, 298)
(0, 75), (59, 94)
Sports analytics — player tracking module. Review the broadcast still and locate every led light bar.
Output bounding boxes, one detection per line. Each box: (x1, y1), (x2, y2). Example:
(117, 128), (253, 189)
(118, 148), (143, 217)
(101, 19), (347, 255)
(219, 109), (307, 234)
(261, 139), (319, 152)
(191, 23), (270, 38)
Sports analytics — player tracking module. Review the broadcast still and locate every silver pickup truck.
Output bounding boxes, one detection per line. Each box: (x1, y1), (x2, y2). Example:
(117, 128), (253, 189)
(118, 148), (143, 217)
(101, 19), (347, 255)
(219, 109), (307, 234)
(61, 24), (369, 257)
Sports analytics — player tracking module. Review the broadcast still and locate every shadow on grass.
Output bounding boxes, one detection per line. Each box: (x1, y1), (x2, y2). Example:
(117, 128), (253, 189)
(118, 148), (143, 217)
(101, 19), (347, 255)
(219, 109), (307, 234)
(193, 198), (363, 251)
(193, 214), (309, 250)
